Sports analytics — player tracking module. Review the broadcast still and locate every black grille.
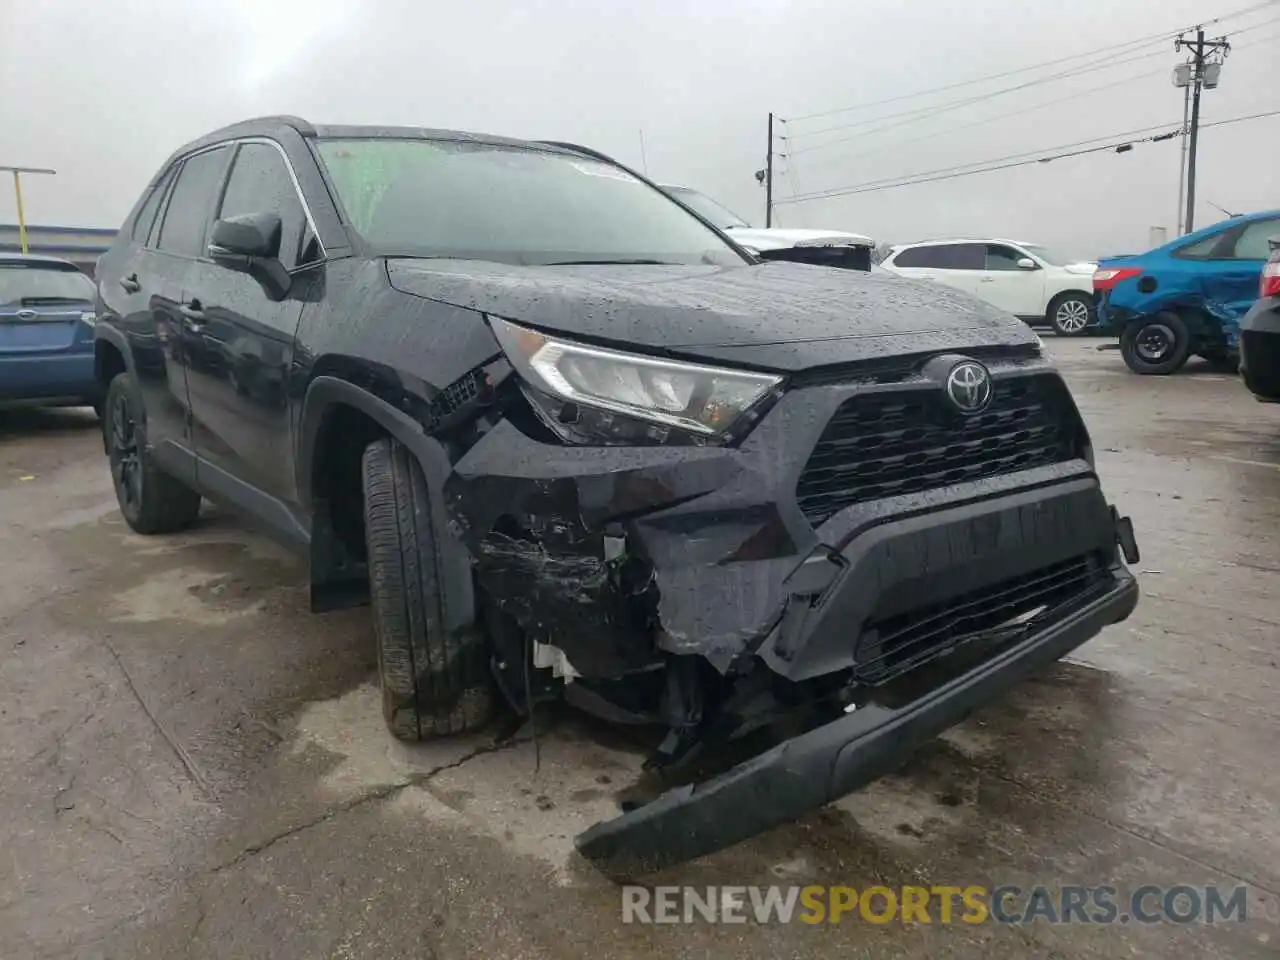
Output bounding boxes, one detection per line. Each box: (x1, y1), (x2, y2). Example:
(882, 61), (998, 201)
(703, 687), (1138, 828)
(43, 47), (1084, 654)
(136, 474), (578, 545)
(796, 374), (1078, 525)
(854, 554), (1110, 685)
(426, 370), (483, 427)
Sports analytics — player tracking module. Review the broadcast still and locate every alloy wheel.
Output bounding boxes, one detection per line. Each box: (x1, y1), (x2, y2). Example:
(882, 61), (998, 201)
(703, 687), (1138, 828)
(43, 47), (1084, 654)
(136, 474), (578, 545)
(1055, 299), (1091, 334)
(109, 392), (142, 512)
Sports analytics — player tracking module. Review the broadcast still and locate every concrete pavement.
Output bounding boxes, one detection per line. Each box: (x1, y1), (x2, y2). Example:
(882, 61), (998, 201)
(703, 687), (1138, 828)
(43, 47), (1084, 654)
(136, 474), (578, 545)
(1, 340), (1277, 958)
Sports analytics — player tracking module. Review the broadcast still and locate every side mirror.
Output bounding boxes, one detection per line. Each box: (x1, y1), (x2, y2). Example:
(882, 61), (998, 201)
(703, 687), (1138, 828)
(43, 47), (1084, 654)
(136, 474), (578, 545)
(210, 212), (282, 259)
(1016, 257), (1039, 270)
(208, 212), (290, 299)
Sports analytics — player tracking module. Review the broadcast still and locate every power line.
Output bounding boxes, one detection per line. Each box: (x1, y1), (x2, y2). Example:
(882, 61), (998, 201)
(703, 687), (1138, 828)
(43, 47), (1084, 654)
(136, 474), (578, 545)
(787, 62), (1173, 171)
(774, 109), (1280, 205)
(789, 19), (1278, 174)
(783, 121), (1183, 200)
(785, 46), (1173, 155)
(781, 0), (1278, 125)
(1226, 12), (1280, 36)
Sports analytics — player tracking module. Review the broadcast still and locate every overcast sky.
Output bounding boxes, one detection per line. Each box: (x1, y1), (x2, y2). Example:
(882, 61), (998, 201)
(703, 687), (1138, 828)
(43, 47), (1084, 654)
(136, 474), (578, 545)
(2, 0), (1276, 258)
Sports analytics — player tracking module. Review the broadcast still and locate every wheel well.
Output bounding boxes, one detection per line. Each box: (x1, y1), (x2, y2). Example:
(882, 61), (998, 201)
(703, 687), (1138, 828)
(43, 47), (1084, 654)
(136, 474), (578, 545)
(308, 402), (389, 610)
(95, 340), (126, 386)
(311, 403), (388, 562)
(1046, 290), (1093, 315)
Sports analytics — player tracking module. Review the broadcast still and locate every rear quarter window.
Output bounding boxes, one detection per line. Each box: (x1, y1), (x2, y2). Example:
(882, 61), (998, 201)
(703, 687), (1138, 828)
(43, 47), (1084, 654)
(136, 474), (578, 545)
(130, 166), (177, 243)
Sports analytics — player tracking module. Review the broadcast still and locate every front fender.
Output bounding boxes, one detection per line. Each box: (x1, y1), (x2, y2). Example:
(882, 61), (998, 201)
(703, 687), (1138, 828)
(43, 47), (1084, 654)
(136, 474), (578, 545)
(297, 375), (477, 630)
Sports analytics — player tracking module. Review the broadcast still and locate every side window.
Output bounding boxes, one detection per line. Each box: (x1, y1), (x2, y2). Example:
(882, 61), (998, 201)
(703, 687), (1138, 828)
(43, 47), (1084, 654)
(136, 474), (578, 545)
(1227, 219), (1280, 260)
(130, 166), (176, 243)
(155, 146), (231, 258)
(1174, 231), (1227, 260)
(931, 243), (984, 270)
(891, 246), (930, 268)
(216, 143), (314, 270)
(985, 244), (1026, 271)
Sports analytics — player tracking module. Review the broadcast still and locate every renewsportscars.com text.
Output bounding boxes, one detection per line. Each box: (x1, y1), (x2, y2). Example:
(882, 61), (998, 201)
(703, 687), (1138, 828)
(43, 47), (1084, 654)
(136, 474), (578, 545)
(621, 884), (1249, 925)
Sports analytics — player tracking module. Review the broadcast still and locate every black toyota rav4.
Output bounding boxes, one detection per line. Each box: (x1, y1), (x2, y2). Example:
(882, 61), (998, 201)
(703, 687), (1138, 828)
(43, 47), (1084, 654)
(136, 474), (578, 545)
(94, 116), (1139, 878)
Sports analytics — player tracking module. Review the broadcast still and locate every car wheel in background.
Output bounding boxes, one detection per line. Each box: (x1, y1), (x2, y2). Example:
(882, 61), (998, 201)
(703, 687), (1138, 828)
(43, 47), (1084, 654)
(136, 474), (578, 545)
(1048, 293), (1094, 337)
(1120, 312), (1191, 375)
(361, 437), (494, 742)
(104, 372), (203, 534)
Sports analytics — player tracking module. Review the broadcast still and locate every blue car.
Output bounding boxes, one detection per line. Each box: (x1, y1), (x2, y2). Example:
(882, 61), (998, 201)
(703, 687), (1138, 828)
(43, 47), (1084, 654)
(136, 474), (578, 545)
(1093, 209), (1280, 375)
(0, 254), (101, 414)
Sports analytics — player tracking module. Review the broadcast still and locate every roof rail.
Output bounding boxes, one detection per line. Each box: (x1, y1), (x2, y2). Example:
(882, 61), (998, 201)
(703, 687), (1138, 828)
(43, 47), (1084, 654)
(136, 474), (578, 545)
(217, 115), (317, 138)
(538, 141), (616, 163)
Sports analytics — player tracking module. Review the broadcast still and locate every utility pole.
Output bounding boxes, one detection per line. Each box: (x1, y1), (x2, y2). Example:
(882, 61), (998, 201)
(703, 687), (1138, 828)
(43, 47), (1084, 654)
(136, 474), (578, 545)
(1176, 83), (1190, 235)
(0, 165), (57, 254)
(765, 112), (774, 227)
(1174, 28), (1230, 234)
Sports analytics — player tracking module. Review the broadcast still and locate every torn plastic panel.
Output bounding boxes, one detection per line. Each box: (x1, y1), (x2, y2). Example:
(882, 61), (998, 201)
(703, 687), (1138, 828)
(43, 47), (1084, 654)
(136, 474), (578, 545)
(442, 356), (1100, 681)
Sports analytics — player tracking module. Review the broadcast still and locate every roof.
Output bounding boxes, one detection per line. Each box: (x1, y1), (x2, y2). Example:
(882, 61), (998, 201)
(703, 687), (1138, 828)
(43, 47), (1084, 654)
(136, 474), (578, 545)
(892, 237), (1042, 248)
(175, 115), (584, 158)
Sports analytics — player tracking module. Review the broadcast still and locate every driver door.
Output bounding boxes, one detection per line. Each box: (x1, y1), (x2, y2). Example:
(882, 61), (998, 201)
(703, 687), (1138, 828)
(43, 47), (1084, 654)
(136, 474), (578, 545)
(974, 244), (1045, 318)
(183, 141), (321, 524)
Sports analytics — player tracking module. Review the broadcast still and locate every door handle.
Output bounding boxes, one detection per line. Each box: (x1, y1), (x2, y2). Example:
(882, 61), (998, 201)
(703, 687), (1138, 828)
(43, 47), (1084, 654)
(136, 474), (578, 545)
(119, 274), (141, 294)
(977, 277), (995, 283)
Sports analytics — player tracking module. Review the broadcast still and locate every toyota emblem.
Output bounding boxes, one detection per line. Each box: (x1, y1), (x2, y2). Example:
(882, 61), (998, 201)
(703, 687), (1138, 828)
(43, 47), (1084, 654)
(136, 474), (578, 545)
(945, 360), (992, 414)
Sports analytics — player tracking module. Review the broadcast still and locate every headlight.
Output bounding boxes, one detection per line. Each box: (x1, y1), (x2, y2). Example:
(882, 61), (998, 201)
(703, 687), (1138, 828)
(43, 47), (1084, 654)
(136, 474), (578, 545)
(489, 316), (782, 441)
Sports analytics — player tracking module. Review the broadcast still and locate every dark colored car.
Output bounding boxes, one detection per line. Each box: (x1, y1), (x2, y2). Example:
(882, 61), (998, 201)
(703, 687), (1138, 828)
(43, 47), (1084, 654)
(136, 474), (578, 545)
(1, 253), (101, 413)
(1094, 209), (1280, 375)
(1240, 236), (1280, 402)
(93, 116), (1140, 878)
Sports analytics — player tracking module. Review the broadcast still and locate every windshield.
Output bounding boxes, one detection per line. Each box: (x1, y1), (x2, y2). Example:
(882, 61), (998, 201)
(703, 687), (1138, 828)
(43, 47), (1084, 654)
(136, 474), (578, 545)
(0, 264), (95, 306)
(1022, 244), (1077, 267)
(315, 139), (747, 267)
(666, 187), (751, 230)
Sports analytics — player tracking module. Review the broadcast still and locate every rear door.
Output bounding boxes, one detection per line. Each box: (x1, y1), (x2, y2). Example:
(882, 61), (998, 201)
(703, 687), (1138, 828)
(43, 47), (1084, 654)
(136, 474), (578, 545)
(0, 260), (97, 399)
(125, 146), (232, 480)
(891, 243), (985, 298)
(1209, 217), (1280, 321)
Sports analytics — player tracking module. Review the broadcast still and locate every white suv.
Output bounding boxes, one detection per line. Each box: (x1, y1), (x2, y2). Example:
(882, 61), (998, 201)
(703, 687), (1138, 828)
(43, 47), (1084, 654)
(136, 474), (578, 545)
(882, 239), (1097, 336)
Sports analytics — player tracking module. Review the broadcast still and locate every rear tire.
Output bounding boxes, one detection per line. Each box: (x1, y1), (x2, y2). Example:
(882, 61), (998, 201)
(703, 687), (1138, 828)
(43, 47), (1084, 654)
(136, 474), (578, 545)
(1120, 312), (1190, 375)
(1048, 293), (1094, 337)
(361, 437), (493, 741)
(105, 372), (202, 534)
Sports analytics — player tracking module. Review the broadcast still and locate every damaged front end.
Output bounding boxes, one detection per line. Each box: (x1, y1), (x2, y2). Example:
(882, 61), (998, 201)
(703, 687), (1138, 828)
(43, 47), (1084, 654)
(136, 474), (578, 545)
(441, 318), (1140, 878)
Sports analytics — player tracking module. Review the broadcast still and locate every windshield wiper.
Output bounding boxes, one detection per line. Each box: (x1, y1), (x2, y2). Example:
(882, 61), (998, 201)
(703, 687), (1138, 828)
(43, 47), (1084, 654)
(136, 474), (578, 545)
(21, 296), (88, 305)
(544, 258), (676, 266)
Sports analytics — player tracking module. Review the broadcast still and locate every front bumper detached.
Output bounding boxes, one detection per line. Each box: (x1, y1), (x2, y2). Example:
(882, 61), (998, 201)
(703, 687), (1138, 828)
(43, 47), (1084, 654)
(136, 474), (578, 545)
(576, 569), (1138, 879)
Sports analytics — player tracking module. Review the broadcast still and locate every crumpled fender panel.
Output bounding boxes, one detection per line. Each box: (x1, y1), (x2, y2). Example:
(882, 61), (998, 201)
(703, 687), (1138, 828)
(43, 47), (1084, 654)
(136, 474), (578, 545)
(1104, 273), (1249, 348)
(443, 420), (786, 676)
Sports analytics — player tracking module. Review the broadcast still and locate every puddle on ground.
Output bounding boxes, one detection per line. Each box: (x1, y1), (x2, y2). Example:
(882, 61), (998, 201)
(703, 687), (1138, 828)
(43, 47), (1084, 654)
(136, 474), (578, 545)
(110, 567), (269, 625)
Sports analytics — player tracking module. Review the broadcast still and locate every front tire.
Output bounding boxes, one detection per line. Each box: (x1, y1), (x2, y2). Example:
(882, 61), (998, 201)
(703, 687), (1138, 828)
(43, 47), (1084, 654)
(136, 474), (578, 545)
(361, 437), (493, 741)
(1120, 312), (1191, 375)
(105, 372), (202, 534)
(1048, 293), (1094, 337)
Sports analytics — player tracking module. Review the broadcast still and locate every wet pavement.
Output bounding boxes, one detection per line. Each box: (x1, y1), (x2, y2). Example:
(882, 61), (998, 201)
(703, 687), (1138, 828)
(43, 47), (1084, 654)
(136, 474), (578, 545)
(0, 340), (1277, 959)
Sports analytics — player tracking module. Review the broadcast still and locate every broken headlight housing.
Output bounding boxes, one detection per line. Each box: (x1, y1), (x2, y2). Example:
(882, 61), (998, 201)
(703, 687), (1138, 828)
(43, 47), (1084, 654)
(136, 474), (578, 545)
(489, 316), (783, 445)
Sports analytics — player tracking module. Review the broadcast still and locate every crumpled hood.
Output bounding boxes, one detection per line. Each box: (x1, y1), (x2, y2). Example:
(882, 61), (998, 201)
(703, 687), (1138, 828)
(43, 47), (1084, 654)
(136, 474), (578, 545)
(725, 226), (874, 253)
(386, 259), (1037, 371)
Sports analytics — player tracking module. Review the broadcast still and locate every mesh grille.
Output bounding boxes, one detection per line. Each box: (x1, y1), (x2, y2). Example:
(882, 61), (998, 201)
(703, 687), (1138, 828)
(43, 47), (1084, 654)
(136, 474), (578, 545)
(854, 554), (1110, 685)
(796, 375), (1078, 526)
